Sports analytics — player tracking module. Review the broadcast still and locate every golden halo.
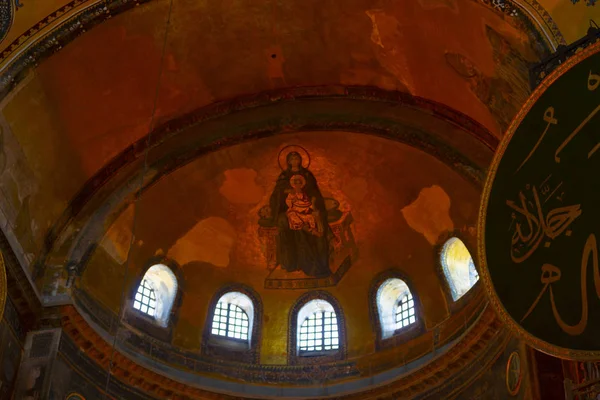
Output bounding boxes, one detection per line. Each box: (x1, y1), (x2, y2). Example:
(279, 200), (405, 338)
(278, 145), (311, 170)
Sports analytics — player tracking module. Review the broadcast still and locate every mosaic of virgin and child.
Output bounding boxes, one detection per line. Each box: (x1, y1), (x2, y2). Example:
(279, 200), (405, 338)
(260, 146), (333, 278)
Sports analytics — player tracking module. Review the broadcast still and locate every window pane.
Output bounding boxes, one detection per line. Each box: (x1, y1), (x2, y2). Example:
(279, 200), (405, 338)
(134, 279), (157, 318)
(210, 300), (250, 342)
(299, 309), (340, 354)
(394, 292), (417, 331)
(442, 237), (479, 300)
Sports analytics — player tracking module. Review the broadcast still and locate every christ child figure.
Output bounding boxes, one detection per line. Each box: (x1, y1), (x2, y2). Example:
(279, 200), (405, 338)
(285, 174), (322, 236)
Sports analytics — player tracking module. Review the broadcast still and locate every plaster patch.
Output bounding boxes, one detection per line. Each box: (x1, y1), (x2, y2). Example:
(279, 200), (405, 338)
(100, 204), (134, 264)
(219, 168), (264, 205)
(401, 185), (454, 244)
(364, 9), (416, 94)
(365, 10), (385, 49)
(168, 217), (236, 267)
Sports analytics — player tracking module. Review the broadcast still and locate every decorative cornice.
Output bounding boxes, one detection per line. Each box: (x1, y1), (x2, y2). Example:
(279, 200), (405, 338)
(60, 301), (507, 399)
(0, 0), (153, 99)
(0, 0), (14, 44)
(514, 0), (566, 46)
(475, 0), (566, 50)
(71, 287), (362, 385)
(70, 261), (487, 394)
(1, 0), (95, 62)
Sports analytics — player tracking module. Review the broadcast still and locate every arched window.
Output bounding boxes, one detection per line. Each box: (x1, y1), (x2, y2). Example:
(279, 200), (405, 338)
(210, 291), (254, 345)
(441, 237), (479, 301)
(376, 278), (416, 339)
(132, 264), (178, 327)
(297, 299), (339, 354)
(203, 286), (262, 363)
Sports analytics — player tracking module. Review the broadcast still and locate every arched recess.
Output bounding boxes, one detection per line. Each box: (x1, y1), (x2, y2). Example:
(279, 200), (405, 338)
(132, 264), (177, 326)
(435, 233), (480, 310)
(369, 269), (424, 350)
(123, 256), (184, 342)
(288, 290), (347, 365)
(202, 284), (263, 364)
(45, 87), (496, 285)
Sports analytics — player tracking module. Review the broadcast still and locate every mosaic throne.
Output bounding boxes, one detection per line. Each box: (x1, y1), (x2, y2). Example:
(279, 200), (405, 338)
(258, 198), (358, 289)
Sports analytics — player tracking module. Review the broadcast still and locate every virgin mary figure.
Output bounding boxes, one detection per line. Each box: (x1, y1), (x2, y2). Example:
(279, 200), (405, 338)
(268, 148), (331, 278)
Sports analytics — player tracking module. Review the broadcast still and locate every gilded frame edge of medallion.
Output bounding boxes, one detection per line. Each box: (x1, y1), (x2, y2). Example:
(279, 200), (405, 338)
(65, 392), (86, 400)
(0, 251), (5, 321)
(477, 40), (600, 361)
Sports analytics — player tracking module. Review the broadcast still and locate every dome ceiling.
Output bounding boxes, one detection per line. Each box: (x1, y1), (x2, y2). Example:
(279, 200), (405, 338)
(1, 0), (548, 273)
(0, 0), (580, 397)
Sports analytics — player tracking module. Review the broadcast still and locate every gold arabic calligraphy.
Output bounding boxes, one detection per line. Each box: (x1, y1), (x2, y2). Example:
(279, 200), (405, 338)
(521, 234), (600, 336)
(506, 186), (581, 264)
(516, 70), (600, 173)
(516, 107), (557, 173)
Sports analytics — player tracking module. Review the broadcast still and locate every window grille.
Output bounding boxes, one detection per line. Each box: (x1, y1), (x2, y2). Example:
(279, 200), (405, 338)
(133, 279), (157, 317)
(299, 311), (339, 352)
(394, 292), (416, 329)
(211, 302), (249, 341)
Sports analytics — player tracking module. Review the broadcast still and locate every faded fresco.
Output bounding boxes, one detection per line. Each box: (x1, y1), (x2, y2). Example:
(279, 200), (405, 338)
(445, 25), (535, 134)
(0, 112), (73, 303)
(0, 115), (38, 263)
